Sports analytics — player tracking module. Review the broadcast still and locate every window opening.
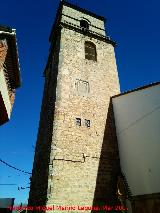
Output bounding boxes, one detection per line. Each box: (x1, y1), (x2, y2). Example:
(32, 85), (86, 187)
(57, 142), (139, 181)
(80, 20), (89, 30)
(76, 118), (81, 126)
(85, 119), (90, 127)
(85, 41), (97, 61)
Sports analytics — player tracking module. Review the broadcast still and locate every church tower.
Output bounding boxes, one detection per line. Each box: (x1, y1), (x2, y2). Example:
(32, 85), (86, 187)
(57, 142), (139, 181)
(29, 0), (121, 211)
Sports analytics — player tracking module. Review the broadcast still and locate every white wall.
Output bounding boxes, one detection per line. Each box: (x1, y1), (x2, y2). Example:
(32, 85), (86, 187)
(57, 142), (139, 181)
(0, 69), (11, 118)
(112, 84), (160, 196)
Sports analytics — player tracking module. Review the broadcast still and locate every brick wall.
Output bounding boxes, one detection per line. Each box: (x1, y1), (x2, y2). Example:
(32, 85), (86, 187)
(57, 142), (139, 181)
(0, 39), (16, 111)
(0, 39), (8, 70)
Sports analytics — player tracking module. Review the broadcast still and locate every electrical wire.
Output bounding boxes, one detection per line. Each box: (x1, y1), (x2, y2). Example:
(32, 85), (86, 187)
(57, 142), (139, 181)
(0, 184), (17, 185)
(0, 158), (31, 175)
(0, 184), (30, 191)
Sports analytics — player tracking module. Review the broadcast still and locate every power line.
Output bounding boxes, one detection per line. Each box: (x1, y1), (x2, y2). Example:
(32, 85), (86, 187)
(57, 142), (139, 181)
(0, 184), (17, 185)
(0, 158), (31, 175)
(0, 184), (30, 191)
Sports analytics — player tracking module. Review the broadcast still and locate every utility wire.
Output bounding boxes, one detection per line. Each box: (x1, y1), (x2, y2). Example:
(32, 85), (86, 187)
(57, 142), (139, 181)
(0, 184), (30, 191)
(0, 184), (17, 185)
(0, 158), (31, 175)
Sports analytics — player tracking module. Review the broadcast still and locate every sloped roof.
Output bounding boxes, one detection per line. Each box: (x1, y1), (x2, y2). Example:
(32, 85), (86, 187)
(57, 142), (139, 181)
(112, 81), (160, 99)
(0, 25), (21, 88)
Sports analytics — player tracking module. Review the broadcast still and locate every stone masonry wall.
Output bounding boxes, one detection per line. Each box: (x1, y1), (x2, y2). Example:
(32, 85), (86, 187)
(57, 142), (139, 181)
(46, 27), (120, 212)
(29, 7), (121, 212)
(28, 32), (61, 207)
(61, 5), (106, 36)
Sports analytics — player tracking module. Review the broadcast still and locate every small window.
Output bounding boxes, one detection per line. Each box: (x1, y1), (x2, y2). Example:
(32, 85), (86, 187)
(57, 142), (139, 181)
(85, 41), (97, 61)
(84, 119), (90, 127)
(80, 20), (89, 30)
(76, 118), (81, 126)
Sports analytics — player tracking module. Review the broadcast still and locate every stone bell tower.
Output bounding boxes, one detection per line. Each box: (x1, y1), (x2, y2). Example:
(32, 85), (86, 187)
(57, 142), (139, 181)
(29, 0), (121, 211)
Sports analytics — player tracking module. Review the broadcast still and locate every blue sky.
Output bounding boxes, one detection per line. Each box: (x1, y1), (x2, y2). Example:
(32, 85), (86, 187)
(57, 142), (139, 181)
(0, 0), (160, 205)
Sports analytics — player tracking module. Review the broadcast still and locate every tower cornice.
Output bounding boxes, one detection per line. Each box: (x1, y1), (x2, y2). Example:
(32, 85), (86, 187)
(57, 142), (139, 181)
(49, 0), (106, 42)
(59, 22), (116, 47)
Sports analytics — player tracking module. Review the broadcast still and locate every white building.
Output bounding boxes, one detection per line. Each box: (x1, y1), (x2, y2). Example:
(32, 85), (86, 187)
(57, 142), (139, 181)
(112, 82), (160, 212)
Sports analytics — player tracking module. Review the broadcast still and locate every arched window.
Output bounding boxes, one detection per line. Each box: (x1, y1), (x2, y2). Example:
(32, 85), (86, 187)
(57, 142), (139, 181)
(85, 41), (97, 61)
(80, 20), (89, 30)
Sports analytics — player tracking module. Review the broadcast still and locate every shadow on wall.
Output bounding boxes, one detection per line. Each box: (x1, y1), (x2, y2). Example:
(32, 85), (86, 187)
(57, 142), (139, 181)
(91, 100), (121, 213)
(28, 28), (61, 209)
